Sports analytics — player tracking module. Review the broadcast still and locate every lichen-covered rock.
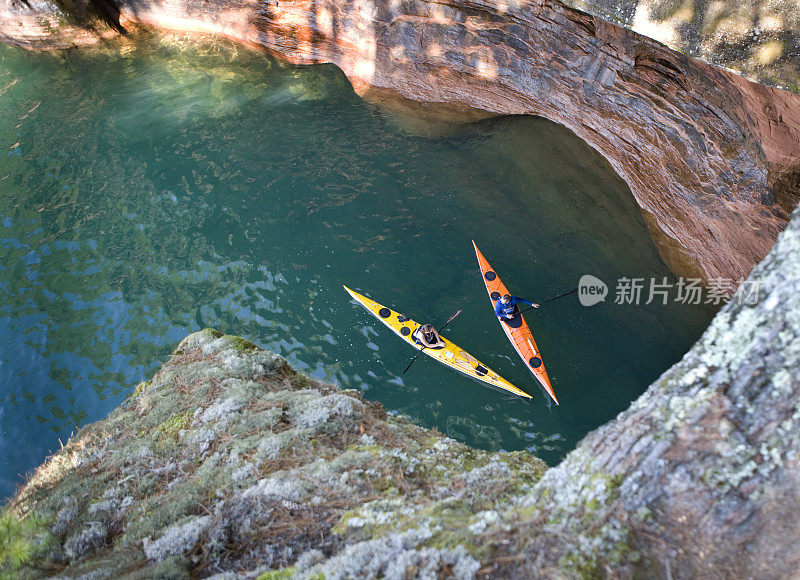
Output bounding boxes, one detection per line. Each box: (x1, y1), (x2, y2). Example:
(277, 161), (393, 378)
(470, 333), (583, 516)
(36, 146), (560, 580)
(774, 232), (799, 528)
(63, 522), (108, 562)
(485, 204), (800, 577)
(143, 515), (212, 562)
(2, 329), (547, 578)
(294, 531), (481, 580)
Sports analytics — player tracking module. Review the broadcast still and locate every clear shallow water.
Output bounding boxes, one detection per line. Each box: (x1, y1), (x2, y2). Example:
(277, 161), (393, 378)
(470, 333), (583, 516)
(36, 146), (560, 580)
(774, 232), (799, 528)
(0, 35), (715, 500)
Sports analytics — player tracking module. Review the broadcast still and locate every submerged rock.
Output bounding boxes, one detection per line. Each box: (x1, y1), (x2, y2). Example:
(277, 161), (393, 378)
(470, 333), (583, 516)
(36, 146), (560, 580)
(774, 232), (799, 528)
(3, 206), (800, 578)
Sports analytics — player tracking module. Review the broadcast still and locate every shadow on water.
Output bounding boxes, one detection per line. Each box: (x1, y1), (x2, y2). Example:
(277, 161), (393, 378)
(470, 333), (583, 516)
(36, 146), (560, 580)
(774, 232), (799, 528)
(0, 34), (716, 500)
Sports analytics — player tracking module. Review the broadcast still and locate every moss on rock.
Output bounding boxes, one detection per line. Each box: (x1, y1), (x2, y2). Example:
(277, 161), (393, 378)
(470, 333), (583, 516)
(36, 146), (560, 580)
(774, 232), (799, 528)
(5, 329), (547, 578)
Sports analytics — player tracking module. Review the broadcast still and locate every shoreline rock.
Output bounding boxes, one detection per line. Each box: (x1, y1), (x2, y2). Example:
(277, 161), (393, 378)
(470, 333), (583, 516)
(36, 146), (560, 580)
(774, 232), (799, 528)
(2, 329), (546, 577)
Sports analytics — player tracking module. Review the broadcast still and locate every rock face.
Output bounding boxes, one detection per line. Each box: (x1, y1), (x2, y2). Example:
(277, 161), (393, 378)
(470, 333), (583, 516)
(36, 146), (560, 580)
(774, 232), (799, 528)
(0, 0), (116, 48)
(2, 0), (800, 287)
(4, 207), (800, 578)
(500, 203), (800, 577)
(563, 0), (800, 91)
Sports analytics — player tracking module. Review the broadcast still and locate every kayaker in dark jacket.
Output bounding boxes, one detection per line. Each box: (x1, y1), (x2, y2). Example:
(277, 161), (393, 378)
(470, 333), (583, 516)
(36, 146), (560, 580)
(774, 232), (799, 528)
(495, 294), (539, 320)
(413, 324), (445, 349)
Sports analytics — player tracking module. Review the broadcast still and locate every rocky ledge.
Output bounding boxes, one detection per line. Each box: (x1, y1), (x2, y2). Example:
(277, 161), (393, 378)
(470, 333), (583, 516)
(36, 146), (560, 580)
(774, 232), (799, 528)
(3, 207), (800, 578)
(2, 0), (800, 288)
(2, 329), (547, 578)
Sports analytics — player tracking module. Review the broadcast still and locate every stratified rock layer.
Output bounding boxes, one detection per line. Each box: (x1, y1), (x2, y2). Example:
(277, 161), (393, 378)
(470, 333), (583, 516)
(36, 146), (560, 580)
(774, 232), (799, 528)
(564, 0), (800, 92)
(2, 0), (800, 286)
(4, 206), (800, 578)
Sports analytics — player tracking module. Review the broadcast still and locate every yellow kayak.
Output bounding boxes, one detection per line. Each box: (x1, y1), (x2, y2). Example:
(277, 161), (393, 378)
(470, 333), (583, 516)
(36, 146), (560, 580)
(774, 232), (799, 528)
(343, 286), (532, 399)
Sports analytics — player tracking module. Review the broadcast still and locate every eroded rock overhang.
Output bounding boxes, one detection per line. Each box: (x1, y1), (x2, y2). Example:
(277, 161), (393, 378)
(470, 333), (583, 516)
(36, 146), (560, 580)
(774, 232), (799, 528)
(2, 0), (800, 286)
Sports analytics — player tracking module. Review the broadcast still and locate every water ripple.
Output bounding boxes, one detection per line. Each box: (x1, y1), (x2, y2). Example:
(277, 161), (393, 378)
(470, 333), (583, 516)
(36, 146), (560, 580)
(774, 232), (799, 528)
(0, 36), (715, 501)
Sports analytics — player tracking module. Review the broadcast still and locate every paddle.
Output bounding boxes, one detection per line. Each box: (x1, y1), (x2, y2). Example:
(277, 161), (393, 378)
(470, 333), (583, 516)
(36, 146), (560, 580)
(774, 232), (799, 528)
(516, 288), (579, 315)
(402, 309), (462, 374)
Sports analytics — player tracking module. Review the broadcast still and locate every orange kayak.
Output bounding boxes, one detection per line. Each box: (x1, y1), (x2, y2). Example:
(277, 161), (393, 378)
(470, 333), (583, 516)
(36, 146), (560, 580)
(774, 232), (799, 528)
(472, 241), (559, 405)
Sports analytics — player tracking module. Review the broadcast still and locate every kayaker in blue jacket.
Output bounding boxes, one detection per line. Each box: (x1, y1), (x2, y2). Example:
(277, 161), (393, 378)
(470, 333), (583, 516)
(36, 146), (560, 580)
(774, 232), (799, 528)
(495, 294), (539, 320)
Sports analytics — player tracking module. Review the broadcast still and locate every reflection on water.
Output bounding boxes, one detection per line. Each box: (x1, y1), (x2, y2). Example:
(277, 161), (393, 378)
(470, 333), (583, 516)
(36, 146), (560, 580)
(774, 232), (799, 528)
(0, 34), (715, 500)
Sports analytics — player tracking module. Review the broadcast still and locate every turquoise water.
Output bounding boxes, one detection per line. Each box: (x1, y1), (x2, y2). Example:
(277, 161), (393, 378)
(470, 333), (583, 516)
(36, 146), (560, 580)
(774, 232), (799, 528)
(0, 35), (715, 500)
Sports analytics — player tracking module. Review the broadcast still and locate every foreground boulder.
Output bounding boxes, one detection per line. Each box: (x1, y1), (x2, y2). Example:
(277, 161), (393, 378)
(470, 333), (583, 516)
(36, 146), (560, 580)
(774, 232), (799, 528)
(3, 329), (546, 578)
(496, 205), (800, 577)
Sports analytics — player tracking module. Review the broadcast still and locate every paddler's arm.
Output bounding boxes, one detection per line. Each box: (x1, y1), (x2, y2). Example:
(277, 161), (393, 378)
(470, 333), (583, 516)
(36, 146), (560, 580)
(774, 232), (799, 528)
(513, 296), (539, 309)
